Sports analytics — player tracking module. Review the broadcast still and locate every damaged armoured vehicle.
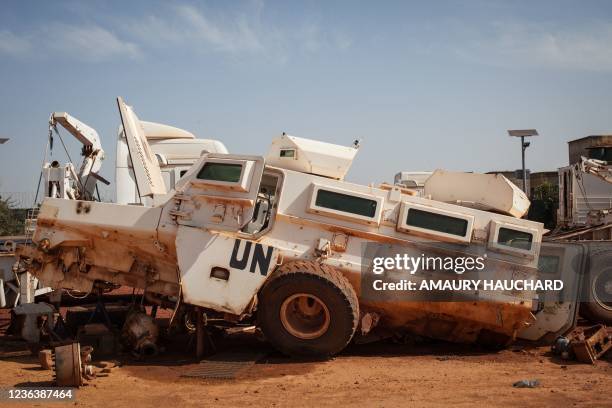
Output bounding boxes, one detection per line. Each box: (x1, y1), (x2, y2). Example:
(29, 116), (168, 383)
(17, 97), (581, 357)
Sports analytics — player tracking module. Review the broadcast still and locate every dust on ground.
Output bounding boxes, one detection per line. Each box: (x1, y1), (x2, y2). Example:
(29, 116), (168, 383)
(1, 330), (610, 408)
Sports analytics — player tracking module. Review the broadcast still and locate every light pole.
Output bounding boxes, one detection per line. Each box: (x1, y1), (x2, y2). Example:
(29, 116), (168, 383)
(507, 129), (538, 194)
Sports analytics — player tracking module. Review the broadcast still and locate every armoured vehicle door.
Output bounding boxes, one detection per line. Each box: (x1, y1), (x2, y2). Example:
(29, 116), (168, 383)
(116, 97), (167, 199)
(173, 154), (280, 314)
(174, 153), (266, 232)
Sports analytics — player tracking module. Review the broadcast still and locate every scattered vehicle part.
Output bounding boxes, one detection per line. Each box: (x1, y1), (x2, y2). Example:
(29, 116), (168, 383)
(53, 343), (94, 387)
(551, 335), (572, 360)
(513, 379), (540, 388)
(360, 312), (380, 336)
(181, 351), (264, 379)
(121, 309), (159, 358)
(38, 349), (53, 370)
(94, 360), (120, 373)
(568, 324), (611, 364)
(79, 345), (96, 380)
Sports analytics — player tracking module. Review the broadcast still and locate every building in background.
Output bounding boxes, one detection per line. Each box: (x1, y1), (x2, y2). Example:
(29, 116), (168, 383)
(558, 135), (612, 229)
(567, 135), (612, 165)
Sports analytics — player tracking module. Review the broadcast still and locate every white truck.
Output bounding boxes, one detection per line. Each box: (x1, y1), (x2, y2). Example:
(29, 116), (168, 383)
(16, 98), (596, 357)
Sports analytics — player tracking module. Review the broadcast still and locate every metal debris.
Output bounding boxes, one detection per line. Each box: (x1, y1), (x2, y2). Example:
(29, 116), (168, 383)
(181, 352), (264, 379)
(551, 336), (572, 360)
(360, 312), (380, 336)
(513, 379), (540, 388)
(38, 349), (53, 370)
(121, 310), (159, 359)
(568, 324), (611, 364)
(53, 343), (95, 387)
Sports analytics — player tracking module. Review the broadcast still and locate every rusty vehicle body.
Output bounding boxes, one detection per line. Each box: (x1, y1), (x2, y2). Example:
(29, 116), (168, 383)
(17, 97), (577, 357)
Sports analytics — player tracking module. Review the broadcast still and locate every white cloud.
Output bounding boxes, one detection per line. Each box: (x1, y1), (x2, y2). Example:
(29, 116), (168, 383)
(128, 4), (268, 55)
(175, 5), (263, 53)
(455, 22), (612, 71)
(0, 2), (351, 63)
(298, 24), (322, 53)
(0, 30), (31, 55)
(332, 31), (352, 51)
(127, 3), (351, 61)
(0, 25), (139, 61)
(45, 24), (141, 61)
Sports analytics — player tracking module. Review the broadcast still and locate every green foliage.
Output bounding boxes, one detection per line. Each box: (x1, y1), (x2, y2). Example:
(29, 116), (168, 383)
(528, 182), (559, 229)
(532, 182), (559, 202)
(0, 196), (27, 236)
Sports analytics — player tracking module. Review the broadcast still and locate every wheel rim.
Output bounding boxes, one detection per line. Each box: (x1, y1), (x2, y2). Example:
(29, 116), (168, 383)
(280, 293), (331, 340)
(592, 268), (612, 311)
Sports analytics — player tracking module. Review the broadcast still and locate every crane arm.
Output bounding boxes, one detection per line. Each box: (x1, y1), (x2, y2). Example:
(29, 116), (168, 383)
(50, 112), (102, 152)
(580, 156), (612, 184)
(49, 112), (106, 200)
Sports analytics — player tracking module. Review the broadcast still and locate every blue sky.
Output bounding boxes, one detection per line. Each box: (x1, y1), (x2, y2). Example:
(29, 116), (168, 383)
(1, 0), (612, 202)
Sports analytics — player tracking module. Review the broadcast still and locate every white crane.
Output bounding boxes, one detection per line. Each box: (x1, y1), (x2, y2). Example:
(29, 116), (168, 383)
(44, 112), (107, 200)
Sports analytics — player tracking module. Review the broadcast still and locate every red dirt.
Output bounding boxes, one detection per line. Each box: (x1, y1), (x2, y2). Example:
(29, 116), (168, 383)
(0, 331), (610, 408)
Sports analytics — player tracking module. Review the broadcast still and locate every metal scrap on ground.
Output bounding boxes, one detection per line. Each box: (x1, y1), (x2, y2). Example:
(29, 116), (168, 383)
(181, 352), (265, 379)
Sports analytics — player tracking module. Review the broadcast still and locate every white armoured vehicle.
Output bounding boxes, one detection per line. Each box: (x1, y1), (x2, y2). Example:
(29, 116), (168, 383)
(2, 102), (227, 310)
(18, 98), (584, 357)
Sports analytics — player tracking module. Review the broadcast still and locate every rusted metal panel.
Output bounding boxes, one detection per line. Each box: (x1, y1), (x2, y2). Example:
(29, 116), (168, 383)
(569, 325), (612, 364)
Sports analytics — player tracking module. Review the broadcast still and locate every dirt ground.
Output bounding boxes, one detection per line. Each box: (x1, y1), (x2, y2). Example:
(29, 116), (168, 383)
(1, 330), (610, 408)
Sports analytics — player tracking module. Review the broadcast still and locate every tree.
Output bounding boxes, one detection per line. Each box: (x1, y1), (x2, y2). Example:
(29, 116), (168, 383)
(528, 182), (559, 230)
(0, 195), (27, 236)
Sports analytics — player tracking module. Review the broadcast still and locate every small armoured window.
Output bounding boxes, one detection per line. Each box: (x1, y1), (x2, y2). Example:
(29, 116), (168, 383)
(280, 149), (296, 158)
(197, 162), (243, 183)
(497, 227), (533, 251)
(315, 189), (377, 218)
(179, 170), (188, 178)
(405, 208), (468, 237)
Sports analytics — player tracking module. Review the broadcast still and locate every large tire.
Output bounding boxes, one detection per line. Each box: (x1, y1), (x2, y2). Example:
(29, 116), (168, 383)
(580, 267), (612, 325)
(258, 261), (359, 357)
(580, 248), (612, 325)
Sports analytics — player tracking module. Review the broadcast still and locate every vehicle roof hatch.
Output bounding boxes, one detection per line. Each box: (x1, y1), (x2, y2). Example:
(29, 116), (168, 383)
(117, 97), (166, 199)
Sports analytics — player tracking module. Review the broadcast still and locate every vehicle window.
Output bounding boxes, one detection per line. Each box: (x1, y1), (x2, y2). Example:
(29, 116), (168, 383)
(406, 208), (468, 237)
(197, 162), (242, 183)
(315, 189), (377, 218)
(538, 255), (559, 274)
(498, 227), (533, 250)
(280, 149), (296, 158)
